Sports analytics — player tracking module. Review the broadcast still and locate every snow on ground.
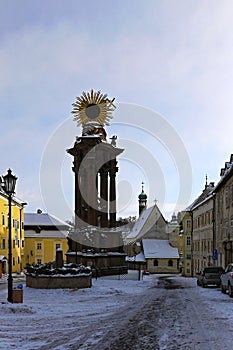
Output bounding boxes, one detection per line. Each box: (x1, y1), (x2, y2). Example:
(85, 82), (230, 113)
(0, 271), (155, 349)
(1, 272), (233, 349)
(197, 280), (233, 323)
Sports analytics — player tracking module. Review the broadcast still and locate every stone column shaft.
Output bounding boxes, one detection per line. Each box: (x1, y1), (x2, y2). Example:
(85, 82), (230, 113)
(109, 171), (116, 227)
(100, 170), (108, 227)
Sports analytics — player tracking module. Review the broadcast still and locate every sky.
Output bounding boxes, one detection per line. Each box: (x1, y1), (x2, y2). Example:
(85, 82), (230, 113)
(1, 0), (233, 222)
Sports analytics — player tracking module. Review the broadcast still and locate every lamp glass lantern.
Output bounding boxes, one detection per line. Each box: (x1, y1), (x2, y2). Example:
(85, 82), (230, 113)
(2, 169), (17, 195)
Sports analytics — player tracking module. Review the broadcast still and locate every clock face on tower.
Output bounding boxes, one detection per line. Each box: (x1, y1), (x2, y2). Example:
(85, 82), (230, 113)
(71, 89), (116, 127)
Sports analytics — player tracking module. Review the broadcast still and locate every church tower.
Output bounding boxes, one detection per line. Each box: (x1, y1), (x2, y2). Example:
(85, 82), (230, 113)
(138, 182), (147, 215)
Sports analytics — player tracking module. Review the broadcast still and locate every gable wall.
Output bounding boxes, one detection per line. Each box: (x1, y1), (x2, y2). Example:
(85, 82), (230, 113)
(147, 258), (179, 274)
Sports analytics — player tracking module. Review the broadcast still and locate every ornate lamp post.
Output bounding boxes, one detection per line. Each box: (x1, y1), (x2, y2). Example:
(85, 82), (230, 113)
(2, 169), (17, 303)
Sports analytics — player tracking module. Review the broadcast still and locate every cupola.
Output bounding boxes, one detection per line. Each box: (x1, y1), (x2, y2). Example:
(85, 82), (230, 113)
(138, 182), (147, 215)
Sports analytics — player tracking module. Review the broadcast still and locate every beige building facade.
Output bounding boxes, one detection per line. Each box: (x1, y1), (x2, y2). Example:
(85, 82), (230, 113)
(192, 190), (214, 274)
(185, 154), (233, 275)
(214, 156), (233, 268)
(180, 211), (192, 277)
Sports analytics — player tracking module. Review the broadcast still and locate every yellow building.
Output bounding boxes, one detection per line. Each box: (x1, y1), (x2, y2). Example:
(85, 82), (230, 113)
(0, 191), (26, 274)
(167, 212), (183, 264)
(24, 210), (70, 266)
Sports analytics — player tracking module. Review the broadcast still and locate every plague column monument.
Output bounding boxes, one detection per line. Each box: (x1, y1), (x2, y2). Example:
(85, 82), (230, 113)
(66, 90), (127, 275)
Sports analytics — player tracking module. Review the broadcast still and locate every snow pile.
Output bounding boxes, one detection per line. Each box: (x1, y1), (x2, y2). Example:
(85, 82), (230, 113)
(25, 262), (92, 277)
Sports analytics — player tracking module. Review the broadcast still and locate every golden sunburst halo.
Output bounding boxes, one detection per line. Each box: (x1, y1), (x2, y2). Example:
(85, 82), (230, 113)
(71, 90), (116, 126)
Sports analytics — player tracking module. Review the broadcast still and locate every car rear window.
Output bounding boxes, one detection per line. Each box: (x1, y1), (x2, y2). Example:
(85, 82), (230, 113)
(204, 267), (223, 273)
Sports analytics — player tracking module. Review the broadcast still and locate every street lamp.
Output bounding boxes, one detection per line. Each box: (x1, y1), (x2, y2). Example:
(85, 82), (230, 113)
(2, 169), (17, 303)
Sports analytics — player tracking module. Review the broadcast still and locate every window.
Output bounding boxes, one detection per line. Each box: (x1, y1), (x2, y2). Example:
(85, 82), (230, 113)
(209, 212), (211, 225)
(13, 257), (15, 266)
(225, 221), (229, 238)
(186, 237), (191, 246)
(13, 240), (15, 248)
(14, 220), (18, 239)
(201, 215), (204, 226)
(231, 219), (233, 235)
(37, 259), (42, 265)
(2, 238), (6, 249)
(56, 243), (61, 250)
(186, 254), (191, 260)
(153, 259), (158, 266)
(21, 221), (24, 230)
(226, 188), (230, 208)
(206, 212), (210, 225)
(37, 243), (42, 250)
(21, 240), (24, 248)
(226, 264), (233, 273)
(193, 219), (196, 229)
(14, 219), (19, 229)
(168, 260), (173, 267)
(18, 257), (20, 264)
(186, 219), (191, 229)
(2, 213), (5, 226)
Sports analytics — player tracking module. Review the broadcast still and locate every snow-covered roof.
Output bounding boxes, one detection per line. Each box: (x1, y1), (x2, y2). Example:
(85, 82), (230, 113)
(24, 230), (68, 239)
(214, 160), (233, 193)
(126, 205), (164, 241)
(185, 183), (215, 211)
(0, 255), (7, 261)
(126, 252), (146, 262)
(24, 213), (71, 228)
(142, 239), (179, 259)
(135, 252), (146, 262)
(0, 191), (27, 207)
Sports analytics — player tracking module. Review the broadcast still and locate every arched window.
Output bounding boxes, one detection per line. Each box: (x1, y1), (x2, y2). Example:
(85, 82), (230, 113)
(168, 259), (173, 267)
(153, 259), (158, 266)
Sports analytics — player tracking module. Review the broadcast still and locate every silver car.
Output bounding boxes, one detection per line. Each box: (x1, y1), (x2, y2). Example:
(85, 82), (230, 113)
(220, 263), (233, 297)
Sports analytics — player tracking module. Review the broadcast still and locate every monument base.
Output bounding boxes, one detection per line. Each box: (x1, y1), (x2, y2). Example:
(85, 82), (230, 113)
(66, 251), (127, 277)
(25, 273), (92, 289)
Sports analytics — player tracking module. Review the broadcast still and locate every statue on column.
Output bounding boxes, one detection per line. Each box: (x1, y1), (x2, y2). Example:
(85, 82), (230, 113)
(66, 90), (127, 275)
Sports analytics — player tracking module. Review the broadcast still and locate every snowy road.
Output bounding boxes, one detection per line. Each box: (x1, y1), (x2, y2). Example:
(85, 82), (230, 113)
(0, 273), (232, 349)
(93, 275), (232, 350)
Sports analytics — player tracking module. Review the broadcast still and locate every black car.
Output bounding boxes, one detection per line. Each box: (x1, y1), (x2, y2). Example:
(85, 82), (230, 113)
(197, 266), (224, 287)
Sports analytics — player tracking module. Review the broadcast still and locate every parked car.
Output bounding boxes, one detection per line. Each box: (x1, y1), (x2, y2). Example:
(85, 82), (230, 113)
(220, 263), (233, 297)
(197, 266), (224, 287)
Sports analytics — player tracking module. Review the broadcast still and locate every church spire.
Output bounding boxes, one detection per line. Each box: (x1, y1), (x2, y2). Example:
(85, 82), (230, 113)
(138, 182), (147, 215)
(205, 174), (208, 189)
